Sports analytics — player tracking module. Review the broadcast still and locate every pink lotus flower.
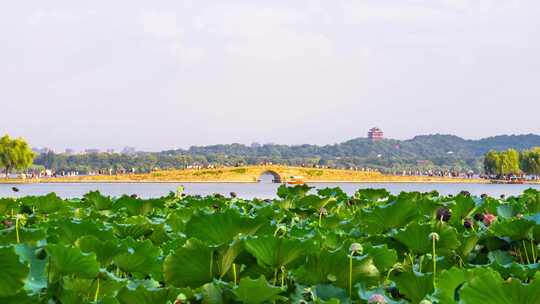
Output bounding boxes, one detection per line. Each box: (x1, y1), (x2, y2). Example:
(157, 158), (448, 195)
(368, 294), (386, 304)
(483, 213), (497, 226)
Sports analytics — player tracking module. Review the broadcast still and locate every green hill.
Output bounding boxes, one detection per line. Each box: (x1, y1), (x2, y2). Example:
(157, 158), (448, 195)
(35, 134), (540, 174)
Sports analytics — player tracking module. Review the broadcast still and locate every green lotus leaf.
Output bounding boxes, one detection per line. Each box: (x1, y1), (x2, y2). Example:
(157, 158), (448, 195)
(295, 195), (337, 210)
(148, 224), (170, 245)
(47, 244), (100, 278)
(0, 246), (29, 297)
(313, 284), (350, 303)
(200, 282), (224, 304)
(164, 238), (214, 288)
(17, 193), (65, 214)
(51, 219), (114, 245)
(186, 209), (264, 246)
(245, 235), (314, 270)
(434, 267), (489, 304)
(277, 184), (313, 199)
(447, 195), (475, 226)
(116, 285), (178, 304)
(0, 292), (38, 304)
(355, 188), (390, 202)
(233, 276), (284, 304)
(489, 218), (535, 240)
(14, 244), (47, 294)
(0, 198), (17, 214)
(361, 193), (419, 234)
(395, 222), (460, 254)
(294, 248), (380, 289)
(520, 189), (540, 213)
(113, 238), (161, 276)
(62, 273), (125, 301)
(391, 270), (433, 303)
(218, 240), (244, 278)
(77, 235), (127, 267)
(0, 227), (45, 245)
(459, 269), (540, 303)
(363, 243), (398, 273)
(84, 191), (113, 210)
(317, 187), (348, 201)
(113, 196), (164, 216)
(496, 204), (516, 218)
(113, 217), (153, 239)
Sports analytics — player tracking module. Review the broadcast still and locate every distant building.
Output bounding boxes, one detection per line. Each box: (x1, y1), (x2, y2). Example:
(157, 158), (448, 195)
(84, 149), (100, 154)
(368, 127), (384, 142)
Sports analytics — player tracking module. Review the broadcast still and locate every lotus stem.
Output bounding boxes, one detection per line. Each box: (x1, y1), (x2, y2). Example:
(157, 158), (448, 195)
(15, 215), (20, 243)
(418, 255), (424, 272)
(523, 240), (531, 264)
(530, 240), (537, 262)
(432, 239), (437, 287)
(273, 269), (278, 285)
(281, 266), (286, 288)
(232, 263), (237, 285)
(94, 278), (100, 302)
(349, 254), (353, 298)
(209, 251), (214, 278)
(319, 212), (323, 227)
(429, 232), (439, 289)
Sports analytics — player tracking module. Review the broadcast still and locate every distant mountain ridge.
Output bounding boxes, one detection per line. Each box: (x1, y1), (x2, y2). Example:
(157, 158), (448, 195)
(35, 134), (540, 174)
(169, 133), (540, 172)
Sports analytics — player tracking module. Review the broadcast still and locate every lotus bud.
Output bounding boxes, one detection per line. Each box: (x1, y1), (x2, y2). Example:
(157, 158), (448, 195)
(349, 243), (363, 254)
(428, 232), (440, 242)
(368, 294), (386, 304)
(483, 213), (497, 226)
(419, 300), (432, 304)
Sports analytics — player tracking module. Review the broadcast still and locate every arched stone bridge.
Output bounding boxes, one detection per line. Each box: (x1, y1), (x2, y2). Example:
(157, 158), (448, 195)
(149, 165), (383, 183)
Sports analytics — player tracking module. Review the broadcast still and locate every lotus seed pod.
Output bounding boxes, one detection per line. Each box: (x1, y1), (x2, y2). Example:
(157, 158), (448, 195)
(428, 232), (440, 242)
(436, 207), (452, 222)
(349, 242), (363, 254)
(368, 294), (386, 304)
(319, 207), (328, 216)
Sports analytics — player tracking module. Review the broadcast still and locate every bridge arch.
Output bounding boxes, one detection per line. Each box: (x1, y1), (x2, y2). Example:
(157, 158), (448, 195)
(258, 170), (282, 183)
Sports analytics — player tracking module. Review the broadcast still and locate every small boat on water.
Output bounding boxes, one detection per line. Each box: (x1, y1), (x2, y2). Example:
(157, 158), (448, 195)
(287, 176), (305, 185)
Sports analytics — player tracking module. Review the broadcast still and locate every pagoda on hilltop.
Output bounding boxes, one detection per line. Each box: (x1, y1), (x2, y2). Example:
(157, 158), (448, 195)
(368, 127), (384, 142)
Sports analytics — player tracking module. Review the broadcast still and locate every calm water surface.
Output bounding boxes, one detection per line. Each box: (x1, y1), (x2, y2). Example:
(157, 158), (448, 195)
(1, 182), (539, 199)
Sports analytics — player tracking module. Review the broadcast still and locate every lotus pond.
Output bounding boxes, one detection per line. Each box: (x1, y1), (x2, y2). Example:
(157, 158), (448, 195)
(0, 186), (539, 303)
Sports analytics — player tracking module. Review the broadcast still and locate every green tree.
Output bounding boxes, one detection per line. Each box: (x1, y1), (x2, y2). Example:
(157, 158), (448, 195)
(484, 150), (501, 175)
(500, 149), (521, 175)
(521, 147), (540, 175)
(0, 135), (36, 176)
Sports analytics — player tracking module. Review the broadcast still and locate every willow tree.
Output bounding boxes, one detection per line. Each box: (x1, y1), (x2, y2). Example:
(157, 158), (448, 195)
(484, 149), (520, 176)
(0, 135), (36, 175)
(521, 147), (540, 175)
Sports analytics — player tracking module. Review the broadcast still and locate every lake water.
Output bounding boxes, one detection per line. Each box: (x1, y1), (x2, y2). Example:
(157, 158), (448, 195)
(1, 182), (539, 199)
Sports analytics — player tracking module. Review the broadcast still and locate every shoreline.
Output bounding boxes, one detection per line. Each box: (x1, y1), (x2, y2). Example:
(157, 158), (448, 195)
(2, 178), (537, 185)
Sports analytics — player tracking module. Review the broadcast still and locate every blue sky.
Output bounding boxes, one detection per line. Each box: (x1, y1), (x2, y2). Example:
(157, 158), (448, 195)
(2, 0), (539, 151)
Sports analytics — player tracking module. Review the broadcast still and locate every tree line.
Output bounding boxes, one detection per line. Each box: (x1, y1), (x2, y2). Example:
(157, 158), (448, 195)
(484, 147), (540, 176)
(0, 135), (35, 175)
